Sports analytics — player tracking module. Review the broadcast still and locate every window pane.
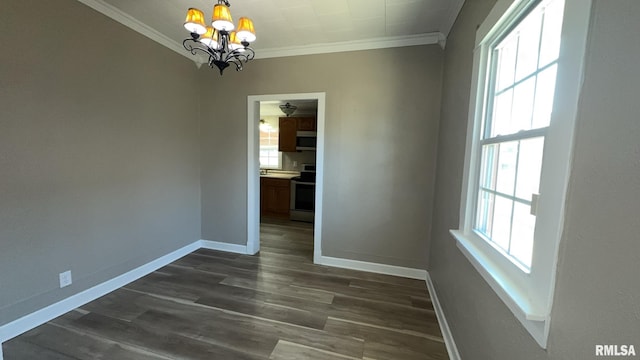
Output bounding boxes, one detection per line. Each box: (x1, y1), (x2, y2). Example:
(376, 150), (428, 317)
(510, 77), (536, 133)
(492, 195), (513, 251)
(495, 36), (518, 91)
(532, 64), (558, 129)
(495, 141), (518, 196)
(490, 89), (513, 137)
(260, 130), (278, 146)
(510, 202), (535, 267)
(515, 137), (545, 200)
(514, 9), (542, 81)
(538, 0), (565, 67)
(480, 144), (498, 191)
(475, 190), (494, 238)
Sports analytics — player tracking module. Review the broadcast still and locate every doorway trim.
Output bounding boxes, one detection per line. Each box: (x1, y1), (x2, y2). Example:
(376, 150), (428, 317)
(247, 92), (326, 261)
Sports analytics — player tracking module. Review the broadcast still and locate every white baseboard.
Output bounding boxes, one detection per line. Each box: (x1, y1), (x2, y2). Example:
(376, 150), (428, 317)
(0, 240), (201, 346)
(0, 242), (436, 360)
(426, 274), (461, 360)
(200, 240), (248, 254)
(314, 255), (427, 280)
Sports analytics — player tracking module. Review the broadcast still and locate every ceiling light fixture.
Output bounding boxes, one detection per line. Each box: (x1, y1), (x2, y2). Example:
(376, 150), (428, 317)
(183, 0), (256, 75)
(279, 103), (297, 117)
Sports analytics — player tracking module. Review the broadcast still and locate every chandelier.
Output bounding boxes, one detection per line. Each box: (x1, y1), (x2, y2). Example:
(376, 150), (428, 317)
(183, 0), (256, 75)
(279, 103), (297, 116)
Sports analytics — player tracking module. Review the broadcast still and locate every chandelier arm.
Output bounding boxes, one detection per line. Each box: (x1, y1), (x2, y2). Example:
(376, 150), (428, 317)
(238, 47), (255, 61)
(183, 38), (216, 58)
(223, 46), (255, 72)
(227, 58), (243, 72)
(223, 52), (246, 64)
(223, 47), (255, 63)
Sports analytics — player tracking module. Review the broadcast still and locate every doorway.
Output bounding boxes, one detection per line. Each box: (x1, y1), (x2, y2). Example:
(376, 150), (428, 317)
(246, 92), (326, 263)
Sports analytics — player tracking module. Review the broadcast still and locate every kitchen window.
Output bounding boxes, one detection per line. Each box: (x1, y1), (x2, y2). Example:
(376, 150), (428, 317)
(450, 0), (591, 348)
(259, 122), (281, 169)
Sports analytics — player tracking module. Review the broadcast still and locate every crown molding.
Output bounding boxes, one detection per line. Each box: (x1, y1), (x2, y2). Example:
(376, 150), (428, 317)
(76, 0), (190, 60)
(255, 32), (445, 59)
(76, 0), (447, 63)
(440, 0), (466, 40)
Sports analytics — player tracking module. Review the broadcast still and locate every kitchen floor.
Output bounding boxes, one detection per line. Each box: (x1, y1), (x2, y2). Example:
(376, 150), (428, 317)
(3, 220), (448, 359)
(259, 217), (315, 260)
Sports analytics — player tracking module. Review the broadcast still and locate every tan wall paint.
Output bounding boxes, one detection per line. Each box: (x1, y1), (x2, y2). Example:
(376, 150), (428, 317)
(200, 46), (443, 269)
(0, 0), (201, 325)
(429, 0), (640, 358)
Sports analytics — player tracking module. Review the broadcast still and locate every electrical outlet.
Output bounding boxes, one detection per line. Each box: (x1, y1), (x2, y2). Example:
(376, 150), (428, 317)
(59, 270), (72, 288)
(293, 161), (298, 168)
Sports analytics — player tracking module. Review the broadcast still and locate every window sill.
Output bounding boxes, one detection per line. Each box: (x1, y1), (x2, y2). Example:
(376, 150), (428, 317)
(450, 229), (550, 347)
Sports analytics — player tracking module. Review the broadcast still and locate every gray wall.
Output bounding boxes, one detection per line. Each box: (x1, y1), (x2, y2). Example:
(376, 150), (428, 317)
(200, 46), (443, 269)
(0, 0), (201, 326)
(429, 0), (640, 359)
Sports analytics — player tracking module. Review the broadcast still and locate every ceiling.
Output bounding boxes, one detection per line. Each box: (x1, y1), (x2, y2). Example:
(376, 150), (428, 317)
(260, 100), (318, 117)
(78, 0), (465, 60)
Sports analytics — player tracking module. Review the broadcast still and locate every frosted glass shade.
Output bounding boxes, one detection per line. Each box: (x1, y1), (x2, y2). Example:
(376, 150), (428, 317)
(236, 17), (256, 42)
(212, 4), (234, 31)
(184, 8), (207, 35)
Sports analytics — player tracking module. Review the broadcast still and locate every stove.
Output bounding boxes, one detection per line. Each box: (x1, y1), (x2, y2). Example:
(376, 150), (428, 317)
(290, 164), (316, 222)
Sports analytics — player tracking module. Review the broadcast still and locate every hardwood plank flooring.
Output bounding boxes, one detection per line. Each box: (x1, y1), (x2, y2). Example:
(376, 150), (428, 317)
(2, 218), (448, 359)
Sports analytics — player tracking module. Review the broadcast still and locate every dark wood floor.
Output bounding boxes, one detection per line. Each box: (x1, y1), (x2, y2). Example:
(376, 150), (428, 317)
(3, 218), (448, 359)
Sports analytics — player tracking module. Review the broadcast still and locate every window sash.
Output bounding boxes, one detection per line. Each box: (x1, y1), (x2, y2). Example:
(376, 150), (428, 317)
(482, 0), (560, 141)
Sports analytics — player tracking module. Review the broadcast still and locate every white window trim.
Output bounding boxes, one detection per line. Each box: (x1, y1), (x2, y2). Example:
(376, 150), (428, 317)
(450, 0), (592, 348)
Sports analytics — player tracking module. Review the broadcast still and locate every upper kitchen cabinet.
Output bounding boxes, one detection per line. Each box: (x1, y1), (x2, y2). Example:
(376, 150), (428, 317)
(278, 117), (317, 152)
(297, 117), (316, 131)
(278, 117), (297, 152)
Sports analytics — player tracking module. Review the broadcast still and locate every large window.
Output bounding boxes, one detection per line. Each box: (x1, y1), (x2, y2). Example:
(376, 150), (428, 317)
(475, 0), (564, 271)
(451, 0), (591, 348)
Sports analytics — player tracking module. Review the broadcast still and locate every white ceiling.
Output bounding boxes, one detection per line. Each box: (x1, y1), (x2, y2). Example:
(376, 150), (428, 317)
(78, 0), (465, 60)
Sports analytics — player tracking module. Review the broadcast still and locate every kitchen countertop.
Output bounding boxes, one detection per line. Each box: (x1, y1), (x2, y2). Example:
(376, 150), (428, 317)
(259, 171), (299, 180)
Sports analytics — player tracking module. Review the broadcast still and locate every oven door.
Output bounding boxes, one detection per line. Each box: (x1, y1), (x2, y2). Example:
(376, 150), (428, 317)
(290, 180), (316, 211)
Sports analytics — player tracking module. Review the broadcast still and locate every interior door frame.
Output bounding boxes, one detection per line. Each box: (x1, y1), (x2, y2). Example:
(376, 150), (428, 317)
(246, 92), (326, 262)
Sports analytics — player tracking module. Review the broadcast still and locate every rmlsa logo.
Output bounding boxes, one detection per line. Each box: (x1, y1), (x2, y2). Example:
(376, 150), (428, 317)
(596, 345), (636, 357)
